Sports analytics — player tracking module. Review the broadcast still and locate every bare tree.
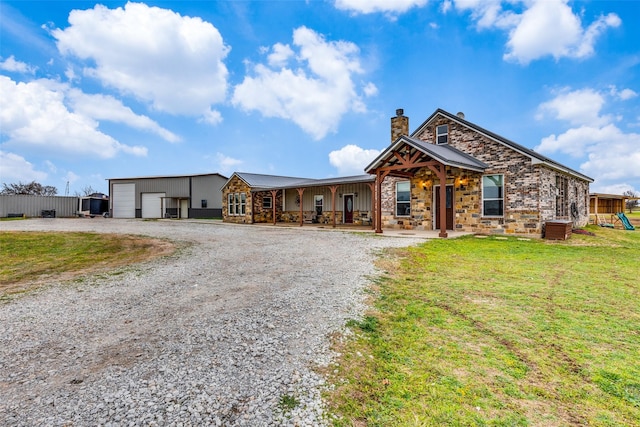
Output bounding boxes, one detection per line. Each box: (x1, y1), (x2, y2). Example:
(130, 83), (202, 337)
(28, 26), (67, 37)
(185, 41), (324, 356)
(74, 185), (97, 197)
(623, 190), (638, 213)
(1, 181), (58, 196)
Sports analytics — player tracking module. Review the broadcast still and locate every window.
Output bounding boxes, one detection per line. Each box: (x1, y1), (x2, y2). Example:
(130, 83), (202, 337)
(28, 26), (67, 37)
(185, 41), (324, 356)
(482, 175), (504, 216)
(396, 181), (411, 216)
(314, 195), (323, 216)
(263, 196), (272, 209)
(201, 199), (207, 208)
(228, 192), (246, 216)
(556, 176), (568, 217)
(436, 125), (448, 144)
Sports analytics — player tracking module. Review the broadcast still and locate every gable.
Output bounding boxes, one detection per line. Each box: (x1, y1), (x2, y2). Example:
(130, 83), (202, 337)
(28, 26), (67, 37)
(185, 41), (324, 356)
(413, 109), (593, 183)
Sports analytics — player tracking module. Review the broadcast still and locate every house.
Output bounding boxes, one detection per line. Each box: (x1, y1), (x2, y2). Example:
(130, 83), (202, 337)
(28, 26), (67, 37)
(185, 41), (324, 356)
(108, 173), (227, 219)
(222, 172), (375, 227)
(366, 109), (593, 237)
(222, 108), (593, 237)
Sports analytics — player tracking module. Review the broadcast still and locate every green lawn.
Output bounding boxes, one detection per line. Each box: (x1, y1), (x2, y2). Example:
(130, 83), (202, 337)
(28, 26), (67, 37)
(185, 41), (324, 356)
(327, 226), (640, 426)
(0, 231), (174, 295)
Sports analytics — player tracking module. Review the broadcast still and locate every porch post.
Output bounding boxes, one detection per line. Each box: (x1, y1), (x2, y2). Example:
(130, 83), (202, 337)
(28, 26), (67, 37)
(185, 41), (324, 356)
(329, 185), (338, 228)
(297, 188), (305, 226)
(270, 189), (278, 226)
(376, 171), (383, 234)
(367, 182), (376, 230)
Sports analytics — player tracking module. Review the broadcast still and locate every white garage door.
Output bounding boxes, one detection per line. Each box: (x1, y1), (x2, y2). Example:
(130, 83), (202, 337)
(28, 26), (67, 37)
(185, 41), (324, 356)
(142, 193), (165, 218)
(112, 183), (135, 218)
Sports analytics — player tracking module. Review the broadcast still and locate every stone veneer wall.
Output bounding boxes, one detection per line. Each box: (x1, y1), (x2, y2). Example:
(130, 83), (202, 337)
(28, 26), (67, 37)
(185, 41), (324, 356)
(375, 115), (590, 235)
(222, 176), (252, 224)
(252, 191), (284, 223)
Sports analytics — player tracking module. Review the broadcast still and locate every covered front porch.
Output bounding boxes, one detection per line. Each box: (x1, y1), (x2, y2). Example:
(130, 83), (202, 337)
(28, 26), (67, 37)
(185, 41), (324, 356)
(365, 134), (488, 238)
(251, 175), (376, 228)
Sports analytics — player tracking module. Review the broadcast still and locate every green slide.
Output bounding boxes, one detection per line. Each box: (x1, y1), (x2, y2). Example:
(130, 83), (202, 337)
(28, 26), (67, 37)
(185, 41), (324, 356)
(616, 212), (636, 230)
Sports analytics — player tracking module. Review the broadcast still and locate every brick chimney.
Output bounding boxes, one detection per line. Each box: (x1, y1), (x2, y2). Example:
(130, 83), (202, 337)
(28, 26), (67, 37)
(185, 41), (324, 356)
(391, 108), (409, 142)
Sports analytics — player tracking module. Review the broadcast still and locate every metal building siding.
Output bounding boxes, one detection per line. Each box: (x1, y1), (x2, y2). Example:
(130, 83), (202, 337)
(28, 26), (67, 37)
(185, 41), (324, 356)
(191, 175), (226, 209)
(0, 195), (79, 218)
(135, 178), (189, 202)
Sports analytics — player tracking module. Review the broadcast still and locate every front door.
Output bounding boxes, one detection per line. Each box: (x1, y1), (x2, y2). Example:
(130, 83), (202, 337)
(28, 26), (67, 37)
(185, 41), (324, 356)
(435, 185), (454, 230)
(180, 199), (189, 219)
(344, 194), (354, 224)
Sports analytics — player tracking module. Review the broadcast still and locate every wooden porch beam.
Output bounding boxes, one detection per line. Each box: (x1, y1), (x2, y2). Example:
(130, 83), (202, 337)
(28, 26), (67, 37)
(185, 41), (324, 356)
(296, 188), (305, 227)
(366, 182), (376, 230)
(329, 185), (339, 228)
(270, 189), (278, 226)
(375, 170), (391, 233)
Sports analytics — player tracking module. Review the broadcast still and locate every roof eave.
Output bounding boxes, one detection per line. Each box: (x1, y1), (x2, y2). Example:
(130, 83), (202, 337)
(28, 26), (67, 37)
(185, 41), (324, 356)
(530, 159), (594, 182)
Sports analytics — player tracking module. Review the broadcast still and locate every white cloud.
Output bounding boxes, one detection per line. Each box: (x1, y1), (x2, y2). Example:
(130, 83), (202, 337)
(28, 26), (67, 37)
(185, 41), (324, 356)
(232, 26), (374, 140)
(267, 43), (294, 67)
(535, 88), (640, 188)
(53, 2), (230, 122)
(504, 1), (620, 64)
(363, 82), (378, 97)
(609, 86), (638, 101)
(334, 0), (427, 15)
(0, 55), (36, 74)
(536, 88), (609, 127)
(0, 151), (48, 183)
(453, 0), (620, 65)
(199, 108), (223, 126)
(67, 89), (181, 142)
(454, 0), (518, 29)
(329, 144), (381, 175)
(63, 170), (80, 185)
(0, 76), (147, 158)
(214, 152), (243, 174)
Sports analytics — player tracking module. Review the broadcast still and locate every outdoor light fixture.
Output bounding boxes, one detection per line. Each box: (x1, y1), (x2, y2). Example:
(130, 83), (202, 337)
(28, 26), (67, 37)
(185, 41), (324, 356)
(355, 192), (358, 197)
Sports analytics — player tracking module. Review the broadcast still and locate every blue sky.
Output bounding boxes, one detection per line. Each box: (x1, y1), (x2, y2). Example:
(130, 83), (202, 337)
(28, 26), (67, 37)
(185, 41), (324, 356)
(1, 0), (638, 196)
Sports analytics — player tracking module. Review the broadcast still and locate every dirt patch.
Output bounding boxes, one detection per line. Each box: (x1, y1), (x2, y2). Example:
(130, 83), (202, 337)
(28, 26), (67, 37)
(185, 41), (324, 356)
(1, 236), (176, 297)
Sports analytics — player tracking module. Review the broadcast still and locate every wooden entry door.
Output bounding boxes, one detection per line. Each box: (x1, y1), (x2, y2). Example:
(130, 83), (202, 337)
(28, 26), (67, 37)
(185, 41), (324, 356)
(435, 185), (454, 230)
(344, 194), (354, 223)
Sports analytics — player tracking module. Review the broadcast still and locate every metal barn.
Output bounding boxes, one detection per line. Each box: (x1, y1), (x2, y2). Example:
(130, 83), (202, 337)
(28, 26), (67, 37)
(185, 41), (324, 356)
(108, 173), (227, 219)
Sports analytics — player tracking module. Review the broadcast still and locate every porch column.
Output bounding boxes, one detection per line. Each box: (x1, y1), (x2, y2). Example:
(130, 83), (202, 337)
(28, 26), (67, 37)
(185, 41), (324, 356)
(270, 189), (278, 226)
(329, 185), (338, 228)
(297, 188), (305, 226)
(367, 182), (376, 230)
(428, 164), (448, 238)
(375, 171), (384, 233)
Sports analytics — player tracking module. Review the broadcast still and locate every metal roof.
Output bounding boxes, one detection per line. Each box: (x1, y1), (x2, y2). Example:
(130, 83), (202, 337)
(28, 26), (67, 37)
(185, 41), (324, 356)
(227, 172), (374, 191)
(365, 135), (488, 173)
(108, 172), (227, 181)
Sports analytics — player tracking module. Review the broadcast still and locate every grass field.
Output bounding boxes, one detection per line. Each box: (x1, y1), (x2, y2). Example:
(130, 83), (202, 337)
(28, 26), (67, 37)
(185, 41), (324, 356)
(0, 231), (174, 296)
(327, 226), (640, 426)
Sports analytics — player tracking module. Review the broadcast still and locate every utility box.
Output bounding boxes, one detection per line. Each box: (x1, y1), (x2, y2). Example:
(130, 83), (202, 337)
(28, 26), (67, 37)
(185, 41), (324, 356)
(545, 220), (572, 240)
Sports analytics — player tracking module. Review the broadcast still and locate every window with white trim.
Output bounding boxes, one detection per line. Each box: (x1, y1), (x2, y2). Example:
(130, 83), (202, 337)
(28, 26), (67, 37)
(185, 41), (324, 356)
(228, 192), (246, 216)
(436, 125), (448, 144)
(396, 181), (411, 216)
(482, 175), (504, 216)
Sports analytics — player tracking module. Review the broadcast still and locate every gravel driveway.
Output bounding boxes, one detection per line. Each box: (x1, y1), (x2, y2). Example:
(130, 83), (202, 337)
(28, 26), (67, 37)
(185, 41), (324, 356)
(0, 219), (424, 426)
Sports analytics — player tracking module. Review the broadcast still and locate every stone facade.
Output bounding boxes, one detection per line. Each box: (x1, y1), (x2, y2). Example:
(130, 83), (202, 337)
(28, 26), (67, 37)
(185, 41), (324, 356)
(377, 113), (590, 236)
(222, 175), (252, 224)
(252, 191), (284, 223)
